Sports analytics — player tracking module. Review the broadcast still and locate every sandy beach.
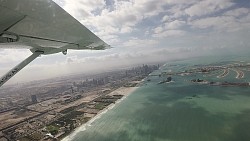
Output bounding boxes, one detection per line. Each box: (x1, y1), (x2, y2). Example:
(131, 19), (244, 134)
(61, 86), (138, 141)
(107, 87), (138, 96)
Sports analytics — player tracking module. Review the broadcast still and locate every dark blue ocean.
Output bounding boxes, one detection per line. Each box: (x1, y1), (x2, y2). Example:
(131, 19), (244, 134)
(64, 54), (250, 141)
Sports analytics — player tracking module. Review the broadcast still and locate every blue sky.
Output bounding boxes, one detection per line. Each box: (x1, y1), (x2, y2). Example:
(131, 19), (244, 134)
(1, 0), (250, 84)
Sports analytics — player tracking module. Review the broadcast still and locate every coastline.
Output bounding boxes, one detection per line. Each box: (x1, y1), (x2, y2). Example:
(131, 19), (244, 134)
(61, 86), (139, 141)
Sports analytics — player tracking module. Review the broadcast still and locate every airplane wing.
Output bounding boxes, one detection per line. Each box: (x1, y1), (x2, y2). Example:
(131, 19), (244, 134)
(0, 0), (110, 53)
(0, 0), (110, 87)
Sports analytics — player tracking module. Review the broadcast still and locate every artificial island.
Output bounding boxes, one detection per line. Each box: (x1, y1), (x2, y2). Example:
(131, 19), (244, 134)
(158, 61), (250, 87)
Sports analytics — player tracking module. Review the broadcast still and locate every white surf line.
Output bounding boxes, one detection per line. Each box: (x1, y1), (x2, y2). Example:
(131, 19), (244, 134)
(62, 101), (121, 141)
(61, 103), (116, 141)
(62, 87), (138, 141)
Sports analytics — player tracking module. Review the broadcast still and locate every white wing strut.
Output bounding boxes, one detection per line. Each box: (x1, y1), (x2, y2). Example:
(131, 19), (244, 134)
(0, 51), (43, 87)
(0, 0), (110, 87)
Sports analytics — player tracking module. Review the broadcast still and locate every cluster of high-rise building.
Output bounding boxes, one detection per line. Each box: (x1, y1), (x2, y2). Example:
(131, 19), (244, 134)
(0, 64), (160, 141)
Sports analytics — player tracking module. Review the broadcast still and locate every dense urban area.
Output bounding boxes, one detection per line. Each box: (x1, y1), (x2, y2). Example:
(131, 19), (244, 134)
(0, 64), (160, 141)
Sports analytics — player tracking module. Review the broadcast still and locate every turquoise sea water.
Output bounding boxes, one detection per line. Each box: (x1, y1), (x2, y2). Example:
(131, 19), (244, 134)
(67, 55), (250, 141)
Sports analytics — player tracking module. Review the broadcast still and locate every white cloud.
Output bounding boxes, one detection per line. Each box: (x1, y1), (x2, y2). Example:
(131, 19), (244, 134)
(188, 6), (250, 32)
(240, 13), (250, 23)
(63, 0), (105, 18)
(165, 20), (186, 30)
(153, 30), (186, 38)
(154, 26), (164, 34)
(120, 26), (133, 33)
(153, 20), (186, 38)
(100, 34), (120, 45)
(190, 16), (238, 31)
(123, 38), (158, 48)
(0, 49), (31, 64)
(223, 8), (249, 17)
(160, 5), (188, 24)
(95, 26), (120, 36)
(185, 0), (234, 17)
(165, 0), (196, 5)
(60, 0), (168, 46)
(165, 4), (189, 19)
(161, 15), (170, 22)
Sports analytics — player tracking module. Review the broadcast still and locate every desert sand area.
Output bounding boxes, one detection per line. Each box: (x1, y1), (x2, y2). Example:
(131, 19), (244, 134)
(0, 110), (39, 130)
(0, 83), (141, 131)
(62, 86), (139, 141)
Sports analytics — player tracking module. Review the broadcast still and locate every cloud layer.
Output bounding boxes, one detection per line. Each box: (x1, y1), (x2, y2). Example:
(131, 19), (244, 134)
(53, 0), (250, 48)
(1, 0), (250, 84)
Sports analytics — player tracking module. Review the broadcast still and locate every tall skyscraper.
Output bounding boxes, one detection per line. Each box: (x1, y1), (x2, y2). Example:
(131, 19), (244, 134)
(31, 95), (37, 103)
